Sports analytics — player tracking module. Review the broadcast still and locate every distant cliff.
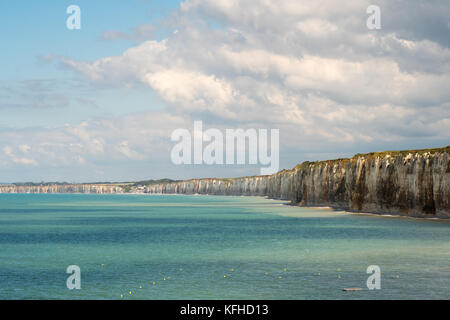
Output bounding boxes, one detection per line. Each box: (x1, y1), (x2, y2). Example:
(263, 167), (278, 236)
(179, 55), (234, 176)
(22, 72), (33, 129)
(1, 147), (449, 218)
(146, 147), (450, 218)
(0, 184), (123, 194)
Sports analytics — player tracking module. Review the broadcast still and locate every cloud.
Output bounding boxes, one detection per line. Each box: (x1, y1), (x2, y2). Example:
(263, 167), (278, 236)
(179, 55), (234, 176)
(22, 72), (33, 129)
(61, 0), (450, 136)
(117, 141), (146, 160)
(3, 145), (38, 166)
(2, 0), (450, 180)
(102, 30), (133, 41)
(18, 144), (31, 154)
(0, 111), (189, 168)
(102, 24), (155, 42)
(0, 79), (73, 109)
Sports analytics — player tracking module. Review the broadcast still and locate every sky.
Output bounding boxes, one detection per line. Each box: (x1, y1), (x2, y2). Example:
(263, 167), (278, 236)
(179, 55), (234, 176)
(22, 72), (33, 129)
(0, 0), (449, 183)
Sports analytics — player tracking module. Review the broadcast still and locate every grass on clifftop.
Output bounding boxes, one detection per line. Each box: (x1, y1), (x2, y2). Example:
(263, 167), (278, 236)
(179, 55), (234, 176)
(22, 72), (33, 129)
(295, 146), (450, 170)
(352, 146), (450, 159)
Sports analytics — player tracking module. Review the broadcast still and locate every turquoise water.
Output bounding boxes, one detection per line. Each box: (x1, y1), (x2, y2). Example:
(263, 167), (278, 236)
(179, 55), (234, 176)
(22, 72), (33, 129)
(0, 193), (449, 300)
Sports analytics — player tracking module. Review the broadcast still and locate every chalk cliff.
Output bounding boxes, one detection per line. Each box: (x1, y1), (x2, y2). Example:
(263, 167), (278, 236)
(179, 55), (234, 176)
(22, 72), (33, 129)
(146, 148), (450, 218)
(1, 147), (449, 218)
(0, 184), (123, 194)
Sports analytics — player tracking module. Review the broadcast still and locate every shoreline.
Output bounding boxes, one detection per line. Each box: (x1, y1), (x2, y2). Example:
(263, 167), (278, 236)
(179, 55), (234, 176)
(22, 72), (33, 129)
(284, 201), (450, 222)
(1, 191), (449, 222)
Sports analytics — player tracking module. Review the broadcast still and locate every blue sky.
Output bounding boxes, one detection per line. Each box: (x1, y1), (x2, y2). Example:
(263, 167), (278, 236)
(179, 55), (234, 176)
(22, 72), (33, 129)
(0, 0), (449, 183)
(0, 0), (179, 127)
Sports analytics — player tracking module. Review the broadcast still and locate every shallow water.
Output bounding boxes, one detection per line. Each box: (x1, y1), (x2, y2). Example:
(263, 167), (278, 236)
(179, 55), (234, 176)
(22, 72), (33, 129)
(0, 193), (449, 299)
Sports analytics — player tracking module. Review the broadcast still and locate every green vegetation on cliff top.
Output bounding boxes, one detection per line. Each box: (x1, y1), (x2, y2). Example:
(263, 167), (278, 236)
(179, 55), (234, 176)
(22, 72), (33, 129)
(353, 146), (450, 159)
(295, 145), (450, 170)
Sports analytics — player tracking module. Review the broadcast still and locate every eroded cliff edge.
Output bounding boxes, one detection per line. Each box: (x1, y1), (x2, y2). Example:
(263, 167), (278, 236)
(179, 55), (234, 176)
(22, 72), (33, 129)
(1, 147), (449, 218)
(146, 147), (450, 218)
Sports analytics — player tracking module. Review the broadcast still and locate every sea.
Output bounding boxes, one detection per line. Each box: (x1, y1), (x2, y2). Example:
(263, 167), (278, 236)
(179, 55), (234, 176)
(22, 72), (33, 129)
(0, 193), (449, 299)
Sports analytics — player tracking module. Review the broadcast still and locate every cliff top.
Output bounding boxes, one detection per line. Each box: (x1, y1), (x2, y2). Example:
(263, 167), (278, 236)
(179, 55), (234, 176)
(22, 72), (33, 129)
(352, 146), (450, 159)
(295, 145), (450, 170)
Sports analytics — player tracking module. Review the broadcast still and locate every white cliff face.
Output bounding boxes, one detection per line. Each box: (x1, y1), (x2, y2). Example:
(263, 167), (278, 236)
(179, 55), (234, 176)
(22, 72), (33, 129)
(146, 152), (450, 218)
(1, 151), (448, 218)
(0, 184), (123, 194)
